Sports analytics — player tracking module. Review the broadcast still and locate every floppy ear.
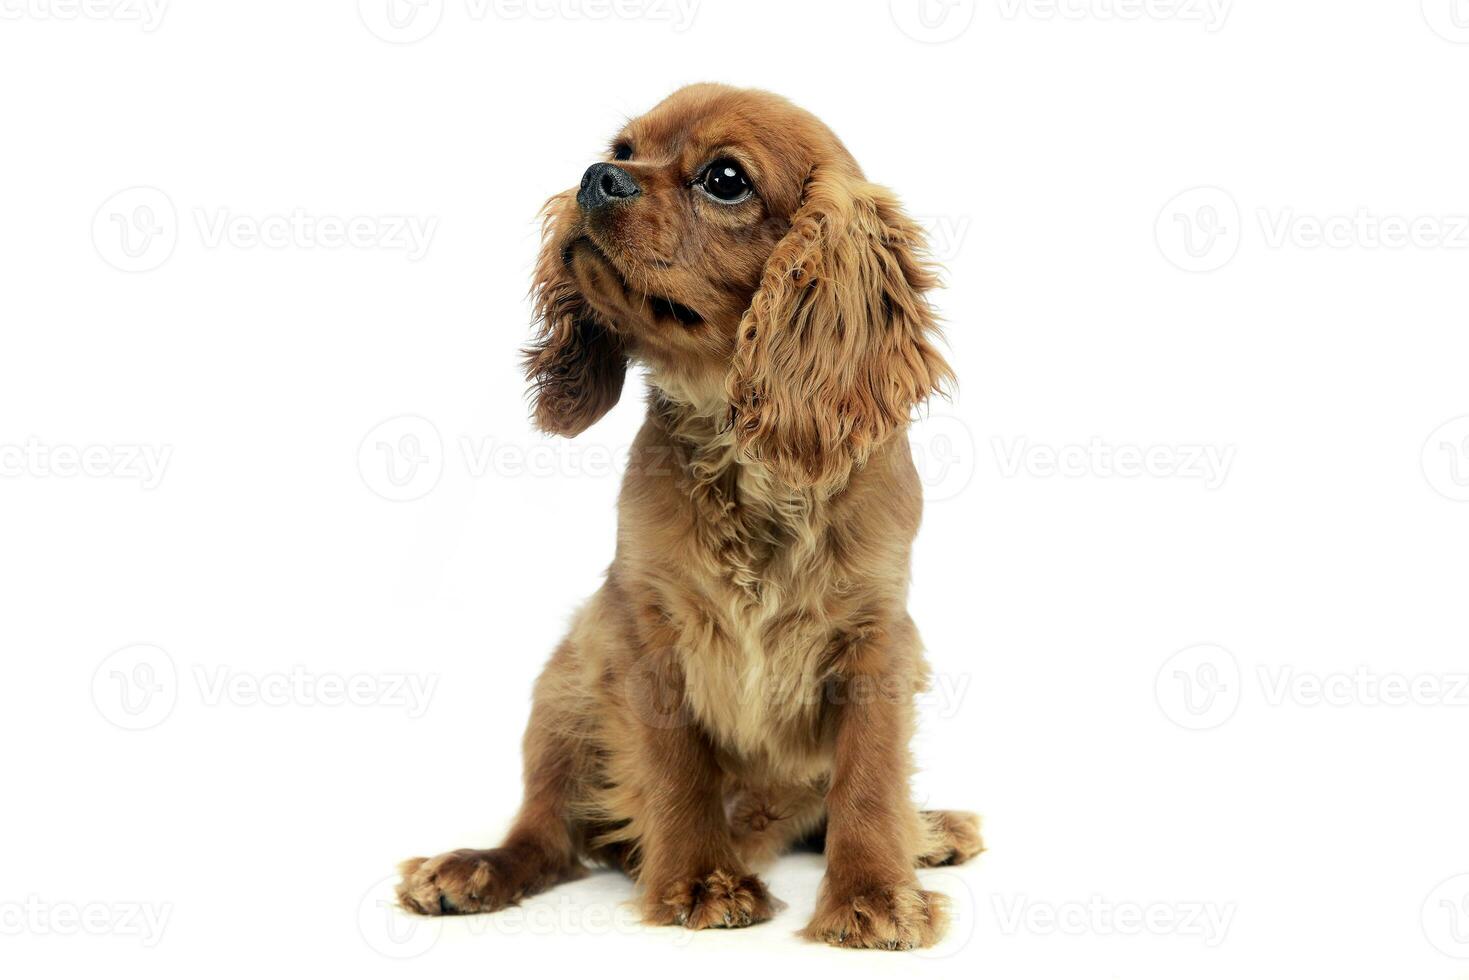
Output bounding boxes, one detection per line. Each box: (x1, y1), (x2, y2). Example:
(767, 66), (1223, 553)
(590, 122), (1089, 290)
(523, 195), (628, 437)
(727, 166), (953, 492)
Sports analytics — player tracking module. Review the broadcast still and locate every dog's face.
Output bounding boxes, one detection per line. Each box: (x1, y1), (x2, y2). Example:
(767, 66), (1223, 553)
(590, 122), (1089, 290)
(525, 84), (952, 491)
(554, 86), (818, 366)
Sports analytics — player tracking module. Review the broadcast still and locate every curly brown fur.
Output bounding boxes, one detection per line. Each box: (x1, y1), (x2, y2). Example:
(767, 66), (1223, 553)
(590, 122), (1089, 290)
(398, 84), (980, 949)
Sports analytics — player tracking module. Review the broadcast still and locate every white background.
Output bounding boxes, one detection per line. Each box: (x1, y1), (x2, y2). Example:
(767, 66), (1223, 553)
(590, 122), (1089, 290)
(3, 1), (1469, 977)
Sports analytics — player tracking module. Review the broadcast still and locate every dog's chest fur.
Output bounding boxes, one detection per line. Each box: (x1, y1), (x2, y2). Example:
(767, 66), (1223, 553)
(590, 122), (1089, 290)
(648, 394), (860, 779)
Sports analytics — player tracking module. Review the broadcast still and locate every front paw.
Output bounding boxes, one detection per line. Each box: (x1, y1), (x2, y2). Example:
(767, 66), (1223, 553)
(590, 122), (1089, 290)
(802, 881), (948, 950)
(643, 869), (779, 929)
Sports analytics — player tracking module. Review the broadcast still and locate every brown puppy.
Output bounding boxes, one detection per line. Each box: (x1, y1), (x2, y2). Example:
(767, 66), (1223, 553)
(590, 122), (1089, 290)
(396, 83), (982, 950)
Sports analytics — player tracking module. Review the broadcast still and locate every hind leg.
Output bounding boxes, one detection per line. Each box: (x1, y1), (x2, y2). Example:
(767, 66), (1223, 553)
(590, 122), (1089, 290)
(397, 641), (590, 915)
(787, 808), (984, 869)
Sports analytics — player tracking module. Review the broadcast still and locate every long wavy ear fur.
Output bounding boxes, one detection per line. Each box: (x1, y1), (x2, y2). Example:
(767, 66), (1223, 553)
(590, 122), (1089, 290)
(726, 167), (953, 493)
(523, 195), (628, 437)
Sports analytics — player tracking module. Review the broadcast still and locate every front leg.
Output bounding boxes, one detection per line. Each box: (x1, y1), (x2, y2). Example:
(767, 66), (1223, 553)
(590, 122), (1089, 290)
(622, 655), (779, 930)
(803, 624), (949, 950)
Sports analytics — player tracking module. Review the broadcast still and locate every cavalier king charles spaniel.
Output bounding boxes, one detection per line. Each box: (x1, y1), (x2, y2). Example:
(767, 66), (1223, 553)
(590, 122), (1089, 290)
(396, 83), (981, 950)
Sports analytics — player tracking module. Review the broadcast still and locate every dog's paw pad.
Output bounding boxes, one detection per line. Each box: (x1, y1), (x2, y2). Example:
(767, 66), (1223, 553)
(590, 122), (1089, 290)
(645, 869), (780, 930)
(918, 809), (985, 867)
(802, 883), (948, 950)
(395, 848), (520, 916)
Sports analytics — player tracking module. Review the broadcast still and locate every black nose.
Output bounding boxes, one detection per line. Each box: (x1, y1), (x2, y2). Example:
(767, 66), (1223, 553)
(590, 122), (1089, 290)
(577, 163), (640, 211)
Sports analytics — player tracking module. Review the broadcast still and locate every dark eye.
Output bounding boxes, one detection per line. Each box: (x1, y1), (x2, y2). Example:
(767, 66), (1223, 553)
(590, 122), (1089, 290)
(612, 143), (633, 161)
(699, 159), (752, 203)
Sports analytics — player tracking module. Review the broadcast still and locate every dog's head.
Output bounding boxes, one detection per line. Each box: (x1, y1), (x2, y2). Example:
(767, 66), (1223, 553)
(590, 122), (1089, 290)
(525, 83), (951, 491)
